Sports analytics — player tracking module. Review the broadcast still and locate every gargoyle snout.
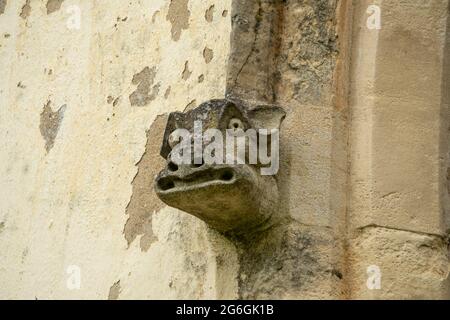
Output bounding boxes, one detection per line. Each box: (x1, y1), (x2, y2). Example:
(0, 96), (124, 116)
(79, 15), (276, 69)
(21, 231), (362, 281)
(155, 159), (237, 193)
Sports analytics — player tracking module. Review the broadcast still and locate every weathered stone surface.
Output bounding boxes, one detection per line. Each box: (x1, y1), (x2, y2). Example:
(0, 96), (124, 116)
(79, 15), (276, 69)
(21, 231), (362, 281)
(348, 226), (450, 299)
(349, 0), (450, 236)
(129, 67), (160, 107)
(226, 0), (283, 103)
(277, 0), (340, 106)
(237, 221), (344, 299)
(348, 0), (450, 299)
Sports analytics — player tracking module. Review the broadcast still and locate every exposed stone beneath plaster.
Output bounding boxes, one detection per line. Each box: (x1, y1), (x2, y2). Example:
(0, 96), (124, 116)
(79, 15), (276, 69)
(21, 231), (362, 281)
(129, 67), (160, 107)
(167, 0), (190, 41)
(108, 281), (121, 300)
(46, 0), (64, 14)
(39, 101), (66, 153)
(205, 5), (215, 22)
(348, 226), (450, 299)
(237, 221), (344, 299)
(20, 0), (31, 20)
(203, 47), (214, 64)
(182, 61), (192, 80)
(123, 115), (168, 250)
(0, 0), (6, 15)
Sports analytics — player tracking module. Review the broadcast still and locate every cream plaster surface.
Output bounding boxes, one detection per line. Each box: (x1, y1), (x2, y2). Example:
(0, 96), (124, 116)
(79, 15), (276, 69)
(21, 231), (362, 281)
(0, 0), (236, 300)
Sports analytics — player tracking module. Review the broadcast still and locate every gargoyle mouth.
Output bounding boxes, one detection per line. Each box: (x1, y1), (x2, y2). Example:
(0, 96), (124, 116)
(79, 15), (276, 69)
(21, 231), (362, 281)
(155, 167), (237, 194)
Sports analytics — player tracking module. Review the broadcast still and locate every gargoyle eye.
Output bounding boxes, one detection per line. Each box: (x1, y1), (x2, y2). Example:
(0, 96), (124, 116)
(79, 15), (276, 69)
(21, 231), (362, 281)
(228, 118), (244, 130)
(168, 132), (181, 148)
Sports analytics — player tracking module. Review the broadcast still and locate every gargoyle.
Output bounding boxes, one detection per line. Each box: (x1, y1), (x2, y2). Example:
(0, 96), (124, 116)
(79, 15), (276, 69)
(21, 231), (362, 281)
(154, 99), (285, 235)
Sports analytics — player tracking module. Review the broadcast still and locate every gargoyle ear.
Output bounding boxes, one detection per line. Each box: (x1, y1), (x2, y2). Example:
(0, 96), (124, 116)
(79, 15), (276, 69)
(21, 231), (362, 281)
(247, 105), (286, 131)
(160, 112), (185, 159)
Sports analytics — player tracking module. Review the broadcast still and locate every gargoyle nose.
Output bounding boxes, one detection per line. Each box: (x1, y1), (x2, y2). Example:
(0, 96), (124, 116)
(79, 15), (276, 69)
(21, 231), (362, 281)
(167, 150), (205, 172)
(167, 159), (205, 173)
(167, 161), (179, 172)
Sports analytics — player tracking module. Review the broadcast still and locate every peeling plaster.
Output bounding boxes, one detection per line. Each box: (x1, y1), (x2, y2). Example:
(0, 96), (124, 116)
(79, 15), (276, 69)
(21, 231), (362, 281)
(20, 0), (31, 20)
(203, 47), (214, 64)
(39, 101), (66, 153)
(166, 0), (190, 41)
(108, 281), (121, 300)
(129, 67), (160, 107)
(184, 99), (197, 111)
(123, 115), (168, 250)
(205, 5), (214, 22)
(0, 0), (6, 15)
(182, 61), (191, 80)
(46, 0), (64, 14)
(164, 86), (171, 99)
(152, 10), (160, 23)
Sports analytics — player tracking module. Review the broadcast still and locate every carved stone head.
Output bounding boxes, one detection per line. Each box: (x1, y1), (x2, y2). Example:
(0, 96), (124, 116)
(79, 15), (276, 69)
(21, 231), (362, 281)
(154, 99), (285, 235)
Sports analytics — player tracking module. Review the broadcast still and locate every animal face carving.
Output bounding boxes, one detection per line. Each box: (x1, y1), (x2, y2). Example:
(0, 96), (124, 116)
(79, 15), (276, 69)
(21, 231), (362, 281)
(154, 99), (286, 235)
